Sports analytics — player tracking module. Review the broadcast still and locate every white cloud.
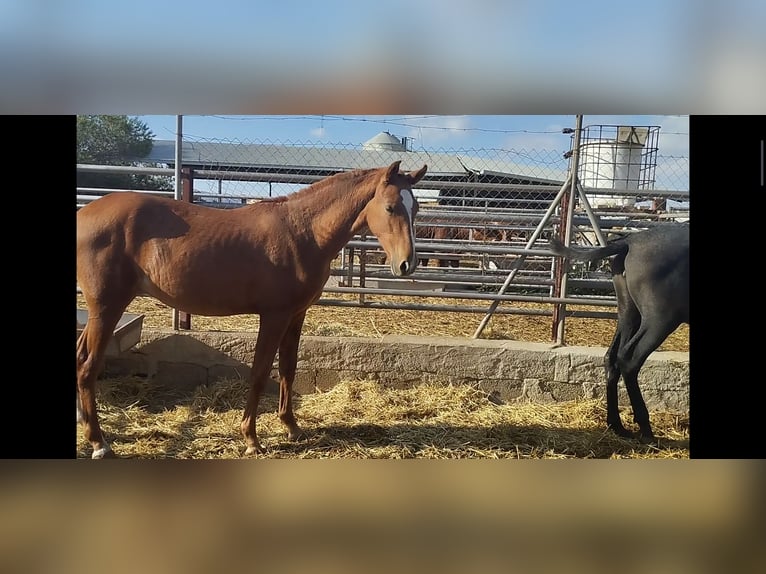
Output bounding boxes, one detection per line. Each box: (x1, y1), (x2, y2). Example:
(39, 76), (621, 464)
(403, 115), (472, 147)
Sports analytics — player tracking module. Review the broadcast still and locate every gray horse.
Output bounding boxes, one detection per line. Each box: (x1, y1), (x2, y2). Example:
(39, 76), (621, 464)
(550, 224), (689, 441)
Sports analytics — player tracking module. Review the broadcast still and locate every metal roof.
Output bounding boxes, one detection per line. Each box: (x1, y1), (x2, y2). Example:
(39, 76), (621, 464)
(145, 139), (567, 185)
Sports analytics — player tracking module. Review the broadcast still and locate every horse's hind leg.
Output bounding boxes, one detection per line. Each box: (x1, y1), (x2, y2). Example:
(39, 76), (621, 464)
(604, 328), (631, 438)
(618, 319), (681, 442)
(277, 311), (307, 442)
(76, 309), (125, 459)
(605, 274), (640, 438)
(616, 331), (655, 442)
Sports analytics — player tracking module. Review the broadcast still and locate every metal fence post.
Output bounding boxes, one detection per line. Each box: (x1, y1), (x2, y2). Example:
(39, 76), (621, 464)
(552, 115), (583, 345)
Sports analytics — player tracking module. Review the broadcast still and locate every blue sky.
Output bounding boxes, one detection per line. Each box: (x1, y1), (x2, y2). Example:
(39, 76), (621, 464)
(139, 115), (690, 157)
(137, 114), (690, 197)
(3, 2), (764, 113)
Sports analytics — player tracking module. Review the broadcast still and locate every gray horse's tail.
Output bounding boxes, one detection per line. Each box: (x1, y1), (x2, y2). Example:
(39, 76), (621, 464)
(548, 237), (630, 263)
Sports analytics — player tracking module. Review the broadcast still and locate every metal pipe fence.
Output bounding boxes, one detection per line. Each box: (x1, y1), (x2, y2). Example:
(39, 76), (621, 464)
(75, 128), (689, 342)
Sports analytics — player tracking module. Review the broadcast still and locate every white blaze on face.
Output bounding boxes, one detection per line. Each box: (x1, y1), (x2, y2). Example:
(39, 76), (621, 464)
(400, 188), (416, 243)
(399, 188), (418, 271)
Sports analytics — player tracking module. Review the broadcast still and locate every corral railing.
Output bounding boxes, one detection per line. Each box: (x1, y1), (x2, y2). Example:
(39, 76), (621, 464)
(76, 132), (689, 343)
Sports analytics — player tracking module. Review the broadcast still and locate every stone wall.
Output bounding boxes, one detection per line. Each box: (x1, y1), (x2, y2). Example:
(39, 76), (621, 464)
(104, 329), (690, 412)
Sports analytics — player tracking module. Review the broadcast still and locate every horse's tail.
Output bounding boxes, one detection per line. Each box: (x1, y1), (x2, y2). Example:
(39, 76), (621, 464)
(548, 237), (630, 263)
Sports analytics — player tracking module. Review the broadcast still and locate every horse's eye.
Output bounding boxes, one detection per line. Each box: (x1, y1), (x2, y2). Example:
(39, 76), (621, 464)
(385, 205), (395, 214)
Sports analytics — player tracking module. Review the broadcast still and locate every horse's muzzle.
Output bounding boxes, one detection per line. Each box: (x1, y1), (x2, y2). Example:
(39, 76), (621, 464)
(392, 254), (418, 277)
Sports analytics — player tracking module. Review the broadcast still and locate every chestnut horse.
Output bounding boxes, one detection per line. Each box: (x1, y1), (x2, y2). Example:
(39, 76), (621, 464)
(416, 225), (508, 268)
(76, 161), (427, 458)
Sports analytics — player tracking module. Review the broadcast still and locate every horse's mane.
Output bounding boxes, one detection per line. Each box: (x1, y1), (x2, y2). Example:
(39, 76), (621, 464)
(260, 167), (378, 204)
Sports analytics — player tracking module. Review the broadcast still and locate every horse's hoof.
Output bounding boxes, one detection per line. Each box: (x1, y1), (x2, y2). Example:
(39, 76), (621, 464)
(92, 447), (117, 459)
(288, 428), (308, 442)
(608, 424), (634, 439)
(637, 432), (657, 445)
(244, 444), (264, 456)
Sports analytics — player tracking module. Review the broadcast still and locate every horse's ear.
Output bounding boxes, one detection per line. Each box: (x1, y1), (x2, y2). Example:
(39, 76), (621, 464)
(410, 164), (428, 184)
(384, 161), (402, 183)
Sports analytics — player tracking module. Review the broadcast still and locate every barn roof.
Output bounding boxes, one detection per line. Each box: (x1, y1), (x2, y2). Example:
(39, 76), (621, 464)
(144, 138), (567, 185)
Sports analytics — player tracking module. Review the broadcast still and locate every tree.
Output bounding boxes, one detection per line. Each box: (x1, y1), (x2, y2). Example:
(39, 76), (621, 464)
(76, 115), (173, 191)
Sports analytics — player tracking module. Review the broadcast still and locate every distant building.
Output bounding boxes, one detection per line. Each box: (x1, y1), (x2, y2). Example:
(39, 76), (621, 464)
(144, 133), (567, 209)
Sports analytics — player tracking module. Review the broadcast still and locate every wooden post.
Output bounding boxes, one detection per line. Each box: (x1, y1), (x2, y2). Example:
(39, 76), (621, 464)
(178, 167), (193, 330)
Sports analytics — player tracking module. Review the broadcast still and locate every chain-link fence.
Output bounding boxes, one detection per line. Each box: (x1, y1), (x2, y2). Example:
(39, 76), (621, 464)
(77, 123), (689, 340)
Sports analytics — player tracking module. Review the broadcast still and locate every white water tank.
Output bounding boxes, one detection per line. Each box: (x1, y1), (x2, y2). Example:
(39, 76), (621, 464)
(363, 131), (406, 152)
(579, 126), (647, 208)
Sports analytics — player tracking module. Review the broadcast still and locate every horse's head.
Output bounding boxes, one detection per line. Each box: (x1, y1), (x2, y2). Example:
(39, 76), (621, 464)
(366, 161), (427, 277)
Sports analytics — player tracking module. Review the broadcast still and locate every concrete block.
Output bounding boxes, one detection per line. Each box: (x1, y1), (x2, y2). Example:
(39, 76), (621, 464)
(103, 329), (689, 414)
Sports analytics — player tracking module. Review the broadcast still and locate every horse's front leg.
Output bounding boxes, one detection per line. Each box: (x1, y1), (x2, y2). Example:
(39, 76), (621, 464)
(278, 311), (307, 442)
(241, 313), (290, 456)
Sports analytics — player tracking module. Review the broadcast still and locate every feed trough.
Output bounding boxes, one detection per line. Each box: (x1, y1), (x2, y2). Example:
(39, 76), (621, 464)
(76, 309), (144, 357)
